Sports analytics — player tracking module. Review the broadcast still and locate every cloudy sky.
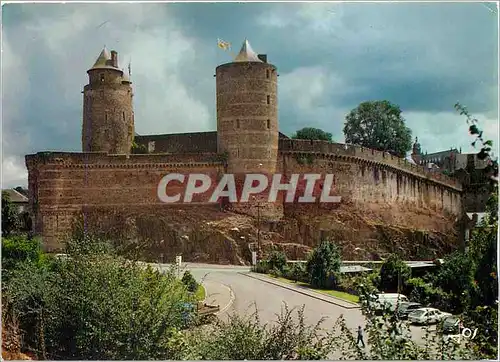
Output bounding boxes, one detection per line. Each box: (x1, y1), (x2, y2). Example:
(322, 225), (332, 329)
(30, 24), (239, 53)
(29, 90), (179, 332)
(2, 1), (498, 187)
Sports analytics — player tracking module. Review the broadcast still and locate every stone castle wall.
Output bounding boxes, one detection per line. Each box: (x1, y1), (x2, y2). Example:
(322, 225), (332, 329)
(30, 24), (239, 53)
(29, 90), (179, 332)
(279, 152), (462, 218)
(26, 138), (464, 251)
(278, 139), (462, 190)
(26, 152), (224, 251)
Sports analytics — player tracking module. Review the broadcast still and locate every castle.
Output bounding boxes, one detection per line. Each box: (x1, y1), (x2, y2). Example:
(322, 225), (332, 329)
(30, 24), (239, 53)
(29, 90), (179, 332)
(26, 40), (467, 258)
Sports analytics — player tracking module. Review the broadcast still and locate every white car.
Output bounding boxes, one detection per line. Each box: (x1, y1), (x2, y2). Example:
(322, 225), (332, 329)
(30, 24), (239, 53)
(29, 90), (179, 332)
(408, 307), (452, 325)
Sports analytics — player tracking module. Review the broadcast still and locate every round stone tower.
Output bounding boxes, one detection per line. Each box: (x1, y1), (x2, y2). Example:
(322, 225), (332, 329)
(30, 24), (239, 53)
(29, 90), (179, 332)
(216, 39), (279, 174)
(82, 47), (134, 154)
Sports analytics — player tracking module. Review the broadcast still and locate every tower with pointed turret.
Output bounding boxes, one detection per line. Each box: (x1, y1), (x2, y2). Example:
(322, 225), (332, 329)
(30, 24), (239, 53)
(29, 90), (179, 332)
(411, 137), (422, 165)
(216, 39), (279, 174)
(82, 48), (134, 154)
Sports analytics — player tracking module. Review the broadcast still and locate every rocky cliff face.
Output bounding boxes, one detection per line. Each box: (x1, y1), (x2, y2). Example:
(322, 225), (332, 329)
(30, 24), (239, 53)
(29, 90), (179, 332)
(74, 202), (458, 264)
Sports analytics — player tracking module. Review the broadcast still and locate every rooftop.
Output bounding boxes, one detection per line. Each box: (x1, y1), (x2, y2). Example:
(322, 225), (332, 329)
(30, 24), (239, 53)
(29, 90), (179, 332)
(2, 189), (28, 203)
(88, 47), (121, 72)
(233, 39), (263, 63)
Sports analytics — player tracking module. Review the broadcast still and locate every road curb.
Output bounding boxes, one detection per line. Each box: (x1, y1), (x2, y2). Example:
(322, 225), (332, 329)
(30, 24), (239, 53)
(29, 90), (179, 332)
(240, 272), (360, 310)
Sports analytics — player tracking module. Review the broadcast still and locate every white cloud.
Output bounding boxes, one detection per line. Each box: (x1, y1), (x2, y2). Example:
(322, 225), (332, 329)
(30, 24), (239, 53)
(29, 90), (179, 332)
(1, 155), (28, 188)
(2, 4), (213, 185)
(404, 110), (499, 156)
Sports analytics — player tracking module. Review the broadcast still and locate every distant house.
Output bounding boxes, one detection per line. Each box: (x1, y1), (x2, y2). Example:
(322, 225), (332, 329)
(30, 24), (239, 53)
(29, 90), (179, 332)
(2, 189), (28, 213)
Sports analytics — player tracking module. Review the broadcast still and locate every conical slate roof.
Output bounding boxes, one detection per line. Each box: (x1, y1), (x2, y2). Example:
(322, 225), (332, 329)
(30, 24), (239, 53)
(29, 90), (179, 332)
(122, 68), (131, 83)
(234, 39), (263, 63)
(88, 47), (121, 71)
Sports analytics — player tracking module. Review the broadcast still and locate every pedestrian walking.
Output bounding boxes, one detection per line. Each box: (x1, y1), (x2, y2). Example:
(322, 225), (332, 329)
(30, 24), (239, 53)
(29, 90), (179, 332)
(357, 325), (365, 348)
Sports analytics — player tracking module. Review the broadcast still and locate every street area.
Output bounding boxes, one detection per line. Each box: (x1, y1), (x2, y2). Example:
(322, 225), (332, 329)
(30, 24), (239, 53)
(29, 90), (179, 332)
(153, 262), (446, 352)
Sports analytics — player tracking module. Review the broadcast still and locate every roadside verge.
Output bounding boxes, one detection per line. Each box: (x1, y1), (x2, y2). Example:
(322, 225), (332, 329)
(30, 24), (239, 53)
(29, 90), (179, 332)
(241, 272), (360, 310)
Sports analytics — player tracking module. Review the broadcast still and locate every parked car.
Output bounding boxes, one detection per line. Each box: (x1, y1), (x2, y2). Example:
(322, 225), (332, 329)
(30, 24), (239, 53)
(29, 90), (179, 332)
(442, 316), (460, 334)
(396, 302), (422, 319)
(373, 293), (409, 314)
(408, 308), (452, 325)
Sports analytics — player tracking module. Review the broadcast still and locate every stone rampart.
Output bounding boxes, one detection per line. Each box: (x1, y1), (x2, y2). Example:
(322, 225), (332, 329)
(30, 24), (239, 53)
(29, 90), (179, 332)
(278, 139), (462, 190)
(279, 150), (463, 233)
(26, 151), (225, 251)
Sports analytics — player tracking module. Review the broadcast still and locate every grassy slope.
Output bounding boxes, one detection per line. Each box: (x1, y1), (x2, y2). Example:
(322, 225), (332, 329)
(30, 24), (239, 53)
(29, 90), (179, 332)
(269, 275), (359, 303)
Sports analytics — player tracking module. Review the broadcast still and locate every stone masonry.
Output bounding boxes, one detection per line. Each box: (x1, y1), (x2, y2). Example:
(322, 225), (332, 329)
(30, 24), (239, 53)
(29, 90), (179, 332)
(26, 41), (466, 254)
(82, 49), (134, 154)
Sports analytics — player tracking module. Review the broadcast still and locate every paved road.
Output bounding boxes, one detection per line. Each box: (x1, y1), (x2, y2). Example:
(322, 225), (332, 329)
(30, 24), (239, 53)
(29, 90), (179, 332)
(157, 262), (440, 351)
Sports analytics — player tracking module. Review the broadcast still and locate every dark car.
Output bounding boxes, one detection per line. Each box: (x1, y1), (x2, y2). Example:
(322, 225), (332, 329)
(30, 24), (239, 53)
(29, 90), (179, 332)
(396, 302), (422, 319)
(442, 316), (460, 334)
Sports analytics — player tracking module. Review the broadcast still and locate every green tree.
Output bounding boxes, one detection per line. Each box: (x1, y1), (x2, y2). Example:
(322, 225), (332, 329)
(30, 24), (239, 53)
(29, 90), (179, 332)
(292, 127), (333, 142)
(2, 236), (42, 272)
(454, 103), (498, 359)
(268, 250), (287, 273)
(429, 251), (475, 313)
(181, 270), (199, 293)
(379, 254), (411, 292)
(343, 100), (412, 157)
(306, 240), (341, 289)
(2, 236), (195, 360)
(2, 192), (20, 236)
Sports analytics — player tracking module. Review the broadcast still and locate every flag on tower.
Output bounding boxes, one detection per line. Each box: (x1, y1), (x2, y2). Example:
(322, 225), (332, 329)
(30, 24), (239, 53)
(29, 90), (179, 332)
(217, 38), (231, 50)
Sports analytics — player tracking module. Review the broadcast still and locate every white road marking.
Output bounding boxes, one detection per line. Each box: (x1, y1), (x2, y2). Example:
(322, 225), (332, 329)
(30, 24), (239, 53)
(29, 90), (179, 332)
(216, 282), (235, 315)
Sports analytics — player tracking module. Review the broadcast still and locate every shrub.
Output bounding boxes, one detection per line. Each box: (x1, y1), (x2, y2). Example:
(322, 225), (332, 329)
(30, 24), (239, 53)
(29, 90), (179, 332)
(404, 277), (447, 308)
(2, 237), (195, 360)
(283, 262), (308, 283)
(188, 304), (334, 360)
(379, 254), (411, 292)
(268, 251), (287, 273)
(251, 260), (270, 274)
(1, 236), (42, 272)
(182, 270), (199, 293)
(306, 240), (341, 289)
(1, 192), (20, 236)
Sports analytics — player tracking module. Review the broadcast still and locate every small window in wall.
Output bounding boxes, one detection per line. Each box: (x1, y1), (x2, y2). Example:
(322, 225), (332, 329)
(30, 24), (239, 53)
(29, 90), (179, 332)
(105, 112), (108, 121)
(122, 112), (125, 121)
(267, 95), (270, 104)
(266, 69), (270, 79)
(237, 148), (240, 158)
(100, 74), (105, 82)
(236, 119), (240, 128)
(267, 119), (270, 129)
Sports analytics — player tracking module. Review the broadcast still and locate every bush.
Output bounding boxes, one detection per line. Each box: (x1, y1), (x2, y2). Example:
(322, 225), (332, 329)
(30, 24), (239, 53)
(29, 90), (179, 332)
(2, 237), (195, 360)
(282, 263), (308, 283)
(268, 251), (287, 273)
(188, 304), (334, 360)
(182, 270), (199, 293)
(2, 236), (42, 272)
(1, 192), (20, 236)
(379, 254), (411, 292)
(404, 277), (447, 308)
(306, 240), (341, 289)
(251, 260), (270, 274)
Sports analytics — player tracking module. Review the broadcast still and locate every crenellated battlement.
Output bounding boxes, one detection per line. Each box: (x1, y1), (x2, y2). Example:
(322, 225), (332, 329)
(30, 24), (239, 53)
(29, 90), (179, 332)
(278, 139), (461, 190)
(26, 151), (223, 169)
